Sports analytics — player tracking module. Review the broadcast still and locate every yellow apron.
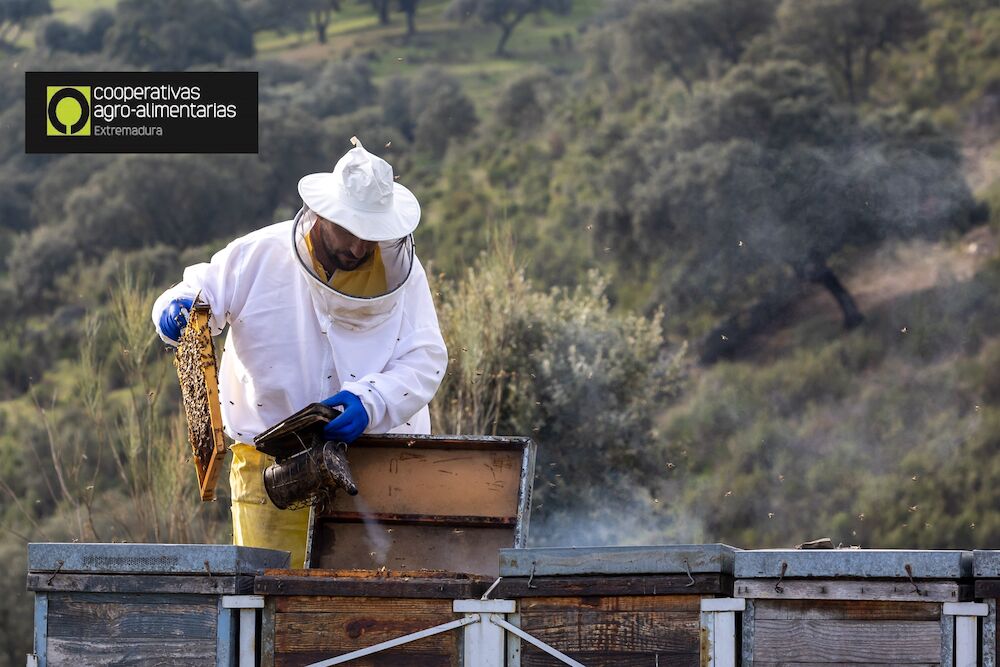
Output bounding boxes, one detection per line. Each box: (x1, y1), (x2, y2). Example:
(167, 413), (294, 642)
(230, 444), (310, 568)
(230, 235), (387, 567)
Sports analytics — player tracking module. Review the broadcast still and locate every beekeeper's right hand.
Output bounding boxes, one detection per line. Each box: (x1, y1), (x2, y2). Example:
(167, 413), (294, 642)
(158, 297), (194, 346)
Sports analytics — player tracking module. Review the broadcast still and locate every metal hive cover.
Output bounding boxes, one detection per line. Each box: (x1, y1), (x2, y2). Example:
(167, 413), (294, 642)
(735, 548), (974, 579)
(28, 543), (290, 575)
(972, 550), (1000, 578)
(499, 544), (739, 577)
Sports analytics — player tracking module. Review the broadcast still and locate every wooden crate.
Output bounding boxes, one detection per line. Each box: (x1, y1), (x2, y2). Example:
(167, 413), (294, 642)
(495, 544), (740, 666)
(27, 543), (288, 667)
(735, 549), (975, 667)
(255, 569), (492, 666)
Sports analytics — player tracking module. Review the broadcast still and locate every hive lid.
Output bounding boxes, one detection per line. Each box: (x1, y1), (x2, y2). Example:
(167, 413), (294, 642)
(28, 543), (290, 575)
(735, 549), (973, 579)
(499, 544), (738, 577)
(972, 550), (1000, 578)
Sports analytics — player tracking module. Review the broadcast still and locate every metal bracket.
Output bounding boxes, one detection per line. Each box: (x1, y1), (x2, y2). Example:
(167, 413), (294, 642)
(683, 558), (696, 588)
(905, 563), (921, 595)
(303, 600), (587, 667)
(774, 561), (787, 594)
(305, 615), (479, 667)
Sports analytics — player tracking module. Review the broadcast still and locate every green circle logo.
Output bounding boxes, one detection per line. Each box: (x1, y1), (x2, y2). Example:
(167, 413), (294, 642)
(46, 86), (91, 136)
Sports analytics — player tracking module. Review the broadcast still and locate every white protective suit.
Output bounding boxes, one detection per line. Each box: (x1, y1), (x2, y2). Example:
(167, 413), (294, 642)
(152, 208), (448, 441)
(152, 209), (448, 565)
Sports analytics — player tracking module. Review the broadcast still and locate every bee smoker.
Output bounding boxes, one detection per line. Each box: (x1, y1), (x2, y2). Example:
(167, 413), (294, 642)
(255, 404), (359, 510)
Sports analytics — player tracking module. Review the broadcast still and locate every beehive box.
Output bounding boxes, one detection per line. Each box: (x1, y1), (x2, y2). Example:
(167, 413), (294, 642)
(27, 543), (288, 667)
(309, 434), (535, 576)
(974, 550), (1000, 667)
(735, 549), (975, 667)
(496, 544), (740, 666)
(254, 569), (491, 666)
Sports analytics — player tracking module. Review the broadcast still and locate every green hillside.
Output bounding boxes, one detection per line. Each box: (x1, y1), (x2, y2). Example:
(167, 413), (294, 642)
(1, 0), (1000, 662)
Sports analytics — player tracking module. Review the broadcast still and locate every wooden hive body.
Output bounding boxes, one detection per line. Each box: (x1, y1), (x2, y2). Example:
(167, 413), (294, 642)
(255, 569), (491, 666)
(496, 544), (740, 666)
(308, 434), (535, 577)
(27, 543), (288, 667)
(735, 549), (976, 667)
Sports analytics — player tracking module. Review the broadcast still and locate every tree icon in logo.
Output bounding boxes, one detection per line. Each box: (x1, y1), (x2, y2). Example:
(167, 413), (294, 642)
(46, 86), (91, 136)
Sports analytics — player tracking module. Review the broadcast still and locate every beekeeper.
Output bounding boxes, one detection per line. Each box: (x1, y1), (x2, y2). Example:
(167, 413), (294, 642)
(151, 138), (448, 567)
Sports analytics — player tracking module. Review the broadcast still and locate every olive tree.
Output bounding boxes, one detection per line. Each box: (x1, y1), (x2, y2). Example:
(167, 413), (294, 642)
(445, 0), (572, 56)
(777, 0), (928, 103)
(591, 61), (974, 348)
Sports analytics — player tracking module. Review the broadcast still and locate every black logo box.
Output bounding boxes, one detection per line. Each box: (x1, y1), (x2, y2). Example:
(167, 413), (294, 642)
(26, 71), (258, 154)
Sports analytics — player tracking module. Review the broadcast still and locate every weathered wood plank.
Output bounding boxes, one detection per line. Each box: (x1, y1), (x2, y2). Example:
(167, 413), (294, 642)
(261, 597), (276, 667)
(46, 593), (217, 640)
(517, 595), (702, 613)
(975, 581), (1000, 599)
(274, 595), (454, 614)
(275, 651), (453, 667)
(517, 611), (700, 652)
(48, 591), (219, 606)
(735, 579), (964, 603)
(255, 574), (489, 598)
(324, 446), (522, 519)
(498, 574), (728, 597)
(27, 572), (253, 595)
(520, 651), (700, 666)
(499, 545), (737, 577)
(753, 619), (942, 662)
(47, 637), (217, 666)
(753, 599), (941, 621)
(749, 663), (939, 666)
(311, 522), (513, 577)
(274, 611), (459, 654)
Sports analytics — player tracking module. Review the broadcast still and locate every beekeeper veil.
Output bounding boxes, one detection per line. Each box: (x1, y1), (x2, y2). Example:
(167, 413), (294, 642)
(292, 137), (418, 301)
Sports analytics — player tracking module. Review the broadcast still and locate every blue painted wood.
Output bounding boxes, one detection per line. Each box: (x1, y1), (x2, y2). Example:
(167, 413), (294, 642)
(498, 544), (738, 576)
(28, 543), (289, 575)
(216, 597), (234, 667)
(33, 592), (47, 667)
(735, 549), (973, 579)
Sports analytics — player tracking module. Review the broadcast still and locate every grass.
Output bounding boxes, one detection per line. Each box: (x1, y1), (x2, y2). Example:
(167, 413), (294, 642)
(14, 0), (601, 113)
(51, 0), (117, 22)
(256, 0), (603, 112)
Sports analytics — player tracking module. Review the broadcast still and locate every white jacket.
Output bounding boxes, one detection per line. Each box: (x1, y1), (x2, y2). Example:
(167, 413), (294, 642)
(151, 215), (448, 441)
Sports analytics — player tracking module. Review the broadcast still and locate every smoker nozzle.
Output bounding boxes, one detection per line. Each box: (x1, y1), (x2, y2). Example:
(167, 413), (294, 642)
(324, 440), (359, 496)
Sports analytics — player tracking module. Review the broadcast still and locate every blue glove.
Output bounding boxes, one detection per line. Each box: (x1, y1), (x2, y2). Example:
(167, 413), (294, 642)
(158, 297), (193, 346)
(321, 390), (369, 443)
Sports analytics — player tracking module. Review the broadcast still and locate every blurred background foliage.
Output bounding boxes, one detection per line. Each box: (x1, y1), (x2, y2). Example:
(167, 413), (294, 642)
(1, 0), (1000, 661)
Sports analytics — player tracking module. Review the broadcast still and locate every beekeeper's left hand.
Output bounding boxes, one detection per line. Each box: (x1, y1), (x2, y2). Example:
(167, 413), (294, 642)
(321, 390), (369, 443)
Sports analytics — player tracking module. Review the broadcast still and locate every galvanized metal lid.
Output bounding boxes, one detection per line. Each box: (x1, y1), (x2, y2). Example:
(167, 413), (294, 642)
(499, 544), (738, 577)
(972, 550), (1000, 578)
(28, 543), (290, 575)
(735, 549), (973, 580)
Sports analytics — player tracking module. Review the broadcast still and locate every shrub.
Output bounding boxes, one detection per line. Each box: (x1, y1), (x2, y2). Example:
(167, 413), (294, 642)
(433, 240), (683, 544)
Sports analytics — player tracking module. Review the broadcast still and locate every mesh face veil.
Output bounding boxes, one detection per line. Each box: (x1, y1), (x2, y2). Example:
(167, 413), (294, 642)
(292, 204), (415, 300)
